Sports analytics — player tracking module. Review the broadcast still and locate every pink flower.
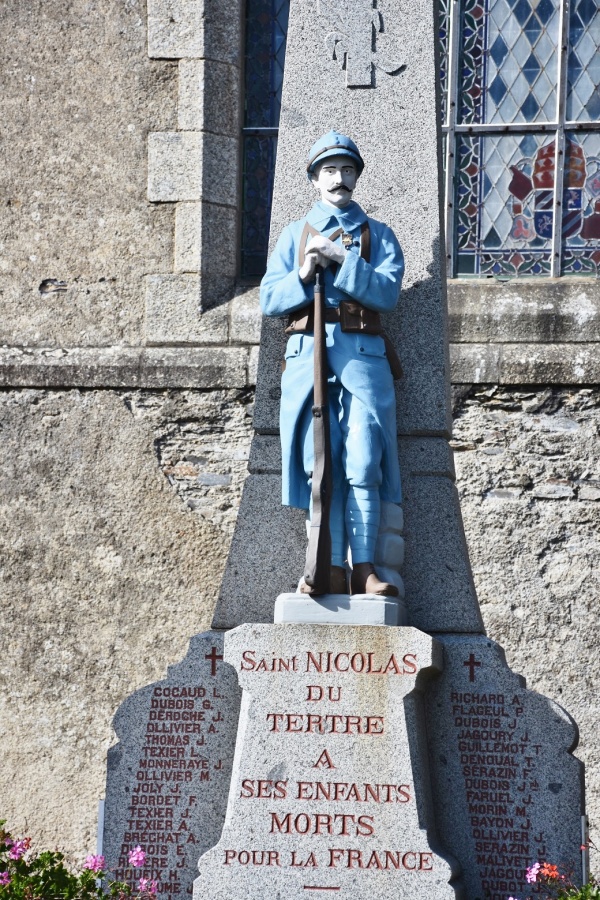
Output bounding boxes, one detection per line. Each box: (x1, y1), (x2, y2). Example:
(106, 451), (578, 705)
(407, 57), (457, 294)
(525, 861), (541, 883)
(84, 854), (105, 872)
(0, 872), (10, 886)
(8, 838), (30, 860)
(128, 845), (146, 868)
(138, 877), (157, 894)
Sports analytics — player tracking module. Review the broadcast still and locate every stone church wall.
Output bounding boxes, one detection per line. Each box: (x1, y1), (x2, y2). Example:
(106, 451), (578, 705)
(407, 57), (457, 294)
(0, 0), (598, 872)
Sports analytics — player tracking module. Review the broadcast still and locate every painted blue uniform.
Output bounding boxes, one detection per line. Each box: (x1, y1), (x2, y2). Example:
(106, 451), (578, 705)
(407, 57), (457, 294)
(260, 199), (404, 566)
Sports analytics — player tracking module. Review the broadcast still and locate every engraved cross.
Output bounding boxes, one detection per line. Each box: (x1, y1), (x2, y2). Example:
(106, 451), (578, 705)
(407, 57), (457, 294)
(318, 0), (404, 88)
(463, 654), (482, 682)
(205, 646), (223, 676)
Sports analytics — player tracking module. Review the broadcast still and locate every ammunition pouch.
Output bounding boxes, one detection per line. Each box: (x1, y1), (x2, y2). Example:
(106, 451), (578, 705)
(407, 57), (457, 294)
(284, 301), (403, 380)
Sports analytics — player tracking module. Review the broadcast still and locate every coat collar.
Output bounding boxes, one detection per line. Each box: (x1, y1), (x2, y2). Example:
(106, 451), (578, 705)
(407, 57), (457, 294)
(305, 200), (368, 232)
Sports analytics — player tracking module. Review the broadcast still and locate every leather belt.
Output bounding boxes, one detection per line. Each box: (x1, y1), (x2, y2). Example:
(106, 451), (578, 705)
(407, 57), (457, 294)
(284, 300), (403, 380)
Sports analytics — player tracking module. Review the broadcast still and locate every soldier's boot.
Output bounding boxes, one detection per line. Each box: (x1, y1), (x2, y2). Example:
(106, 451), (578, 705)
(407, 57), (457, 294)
(300, 565), (348, 596)
(351, 562), (399, 597)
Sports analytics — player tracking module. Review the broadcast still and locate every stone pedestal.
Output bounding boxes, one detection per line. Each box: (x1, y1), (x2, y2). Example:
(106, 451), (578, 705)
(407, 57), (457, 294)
(194, 624), (461, 899)
(274, 592), (408, 625)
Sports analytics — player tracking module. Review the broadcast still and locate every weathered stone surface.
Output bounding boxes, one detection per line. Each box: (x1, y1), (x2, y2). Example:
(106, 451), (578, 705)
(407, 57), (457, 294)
(178, 60), (240, 137)
(212, 475), (307, 628)
(229, 287), (263, 345)
(450, 344), (502, 384)
(248, 434), (282, 475)
(148, 0), (242, 64)
(103, 631), (241, 900)
(426, 633), (584, 900)
(194, 624), (460, 899)
(0, 347), (250, 389)
(148, 132), (238, 206)
(401, 475), (484, 633)
(399, 436), (456, 480)
(0, 389), (235, 856)
(248, 346), (260, 386)
(0, 0), (176, 349)
(145, 275), (230, 342)
(148, 0), (205, 58)
(148, 132), (203, 202)
(174, 203), (203, 273)
(450, 342), (600, 384)
(453, 386), (600, 850)
(448, 280), (600, 343)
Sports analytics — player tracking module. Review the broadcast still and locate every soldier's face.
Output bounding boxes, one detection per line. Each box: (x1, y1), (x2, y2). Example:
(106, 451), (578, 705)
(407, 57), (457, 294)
(312, 156), (358, 208)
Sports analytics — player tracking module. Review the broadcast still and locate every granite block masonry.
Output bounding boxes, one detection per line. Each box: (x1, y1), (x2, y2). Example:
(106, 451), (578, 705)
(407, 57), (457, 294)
(103, 632), (241, 900)
(194, 624), (461, 899)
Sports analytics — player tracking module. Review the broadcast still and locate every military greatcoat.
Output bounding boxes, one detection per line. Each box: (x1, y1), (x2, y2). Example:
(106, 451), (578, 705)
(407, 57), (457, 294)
(260, 199), (404, 511)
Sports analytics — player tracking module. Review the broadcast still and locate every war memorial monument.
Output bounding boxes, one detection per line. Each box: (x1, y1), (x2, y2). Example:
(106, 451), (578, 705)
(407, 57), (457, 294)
(103, 1), (587, 898)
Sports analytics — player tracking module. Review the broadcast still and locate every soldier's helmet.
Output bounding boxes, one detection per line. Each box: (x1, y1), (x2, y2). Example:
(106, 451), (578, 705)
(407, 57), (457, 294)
(306, 130), (364, 180)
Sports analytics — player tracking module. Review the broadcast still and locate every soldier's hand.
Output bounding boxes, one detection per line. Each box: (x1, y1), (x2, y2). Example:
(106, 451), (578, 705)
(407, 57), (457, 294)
(305, 235), (347, 266)
(299, 250), (330, 283)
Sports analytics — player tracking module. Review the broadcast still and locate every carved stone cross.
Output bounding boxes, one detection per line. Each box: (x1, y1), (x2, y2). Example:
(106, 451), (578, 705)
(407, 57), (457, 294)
(318, 0), (404, 87)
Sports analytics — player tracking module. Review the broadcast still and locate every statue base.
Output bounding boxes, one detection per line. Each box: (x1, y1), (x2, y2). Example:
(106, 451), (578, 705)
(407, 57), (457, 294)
(274, 592), (407, 626)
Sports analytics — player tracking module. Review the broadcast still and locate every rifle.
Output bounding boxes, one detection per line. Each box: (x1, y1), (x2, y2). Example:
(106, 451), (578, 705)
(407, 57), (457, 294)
(303, 265), (333, 594)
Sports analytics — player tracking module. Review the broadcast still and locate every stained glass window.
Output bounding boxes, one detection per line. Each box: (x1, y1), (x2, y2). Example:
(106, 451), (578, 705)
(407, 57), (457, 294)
(241, 0), (290, 277)
(444, 0), (600, 277)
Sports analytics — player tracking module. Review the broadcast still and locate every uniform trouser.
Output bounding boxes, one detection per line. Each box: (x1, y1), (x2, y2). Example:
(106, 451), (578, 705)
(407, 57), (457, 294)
(299, 341), (389, 568)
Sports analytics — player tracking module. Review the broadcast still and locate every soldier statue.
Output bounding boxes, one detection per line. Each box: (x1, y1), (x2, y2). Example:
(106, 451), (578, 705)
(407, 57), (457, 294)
(260, 131), (404, 598)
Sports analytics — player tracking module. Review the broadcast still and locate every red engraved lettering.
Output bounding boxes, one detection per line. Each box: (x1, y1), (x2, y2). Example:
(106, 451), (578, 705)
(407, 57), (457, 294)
(383, 653), (402, 675)
(350, 653), (365, 673)
(366, 851), (384, 869)
(241, 651), (256, 671)
(306, 685), (323, 701)
(419, 852), (434, 871)
(402, 852), (417, 870)
(294, 814), (311, 834)
(307, 715), (324, 733)
(314, 814), (333, 835)
(270, 812), (292, 834)
(306, 652), (323, 673)
(366, 716), (385, 734)
(357, 815), (375, 836)
(297, 781), (313, 800)
(274, 780), (288, 799)
(403, 653), (418, 674)
(328, 849), (345, 868)
(335, 653), (350, 672)
(313, 749), (336, 769)
(367, 652), (382, 674)
(240, 779), (254, 798)
(347, 849), (363, 868)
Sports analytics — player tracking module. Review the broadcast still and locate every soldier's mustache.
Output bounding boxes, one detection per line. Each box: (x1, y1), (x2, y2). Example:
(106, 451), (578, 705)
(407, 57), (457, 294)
(328, 184), (352, 193)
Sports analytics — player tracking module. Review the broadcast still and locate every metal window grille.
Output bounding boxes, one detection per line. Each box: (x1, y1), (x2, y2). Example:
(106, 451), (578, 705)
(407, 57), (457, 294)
(241, 0), (290, 278)
(442, 0), (600, 279)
